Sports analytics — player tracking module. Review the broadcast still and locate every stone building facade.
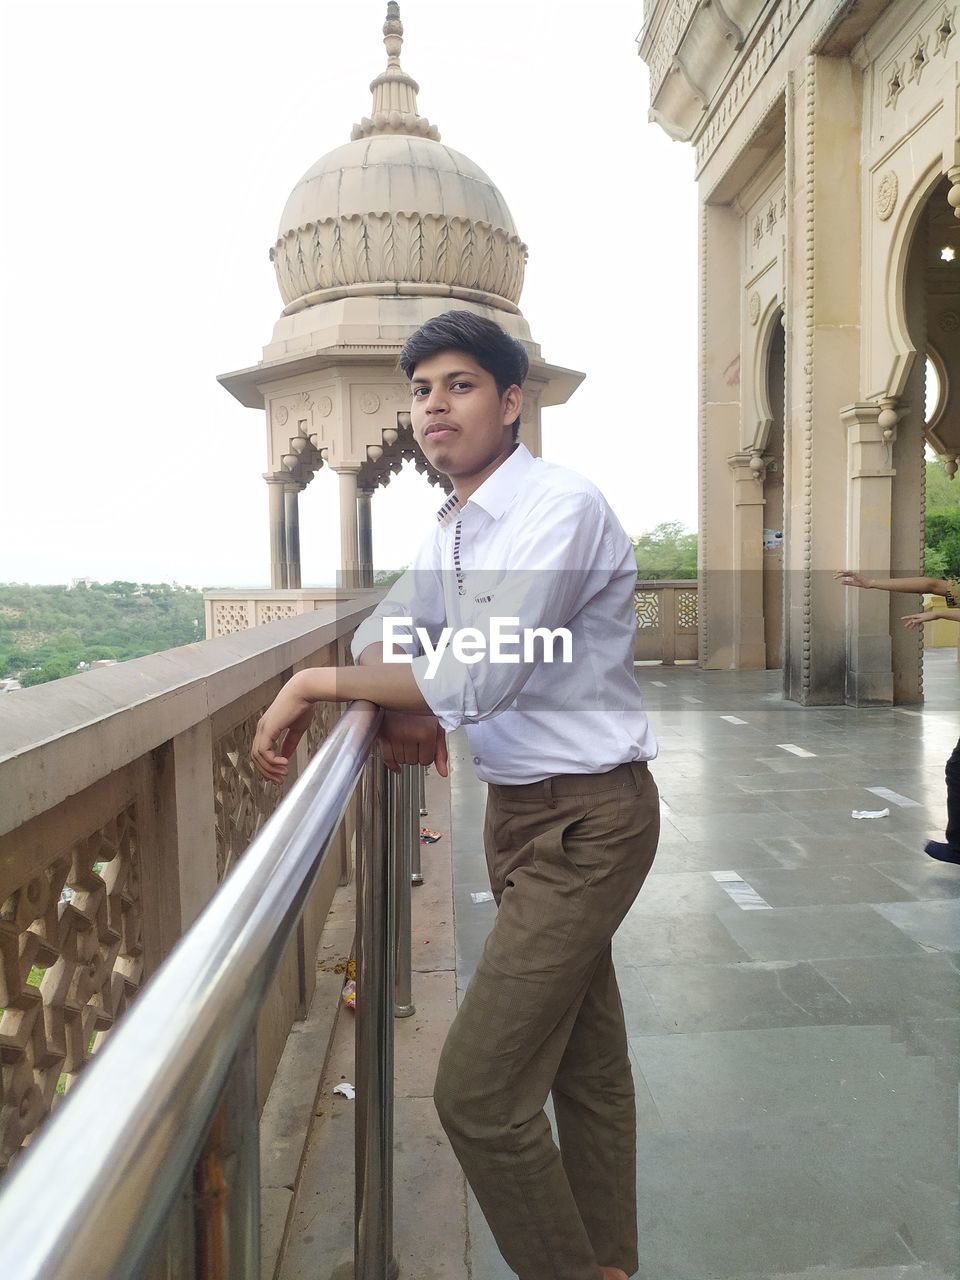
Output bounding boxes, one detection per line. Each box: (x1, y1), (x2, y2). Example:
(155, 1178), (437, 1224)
(219, 4), (581, 590)
(640, 0), (960, 704)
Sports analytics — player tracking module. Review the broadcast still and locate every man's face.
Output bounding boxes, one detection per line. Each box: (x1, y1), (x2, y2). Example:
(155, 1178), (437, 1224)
(410, 350), (521, 493)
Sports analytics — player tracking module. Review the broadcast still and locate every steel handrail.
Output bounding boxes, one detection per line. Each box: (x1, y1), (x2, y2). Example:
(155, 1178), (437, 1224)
(0, 700), (383, 1280)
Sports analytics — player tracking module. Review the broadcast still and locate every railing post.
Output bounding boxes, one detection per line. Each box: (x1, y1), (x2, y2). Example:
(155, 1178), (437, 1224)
(192, 1035), (260, 1278)
(394, 768), (415, 1018)
(410, 765), (423, 887)
(355, 757), (399, 1280)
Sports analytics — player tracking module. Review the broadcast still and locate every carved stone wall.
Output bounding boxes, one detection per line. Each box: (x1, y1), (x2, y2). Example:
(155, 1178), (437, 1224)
(859, 0), (959, 401)
(212, 709), (281, 883)
(0, 805), (142, 1171)
(741, 166), (787, 455)
(633, 580), (699, 663)
(257, 602), (299, 626)
(0, 605), (376, 1171)
(694, 0), (807, 170)
(212, 601), (254, 637)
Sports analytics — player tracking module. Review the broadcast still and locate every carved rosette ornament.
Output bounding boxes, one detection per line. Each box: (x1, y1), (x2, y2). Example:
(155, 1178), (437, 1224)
(876, 171), (898, 221)
(939, 309), (960, 332)
(748, 292), (761, 325)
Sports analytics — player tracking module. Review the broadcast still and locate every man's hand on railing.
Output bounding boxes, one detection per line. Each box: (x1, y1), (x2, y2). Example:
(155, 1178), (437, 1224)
(377, 711), (448, 777)
(251, 681), (316, 785)
(250, 669), (449, 784)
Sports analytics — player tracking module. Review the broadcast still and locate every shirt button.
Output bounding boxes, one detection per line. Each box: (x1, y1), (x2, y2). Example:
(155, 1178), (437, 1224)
(473, 756), (481, 765)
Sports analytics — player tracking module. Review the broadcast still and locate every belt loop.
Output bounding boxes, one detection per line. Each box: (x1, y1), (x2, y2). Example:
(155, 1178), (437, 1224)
(543, 777), (557, 808)
(629, 761), (645, 792)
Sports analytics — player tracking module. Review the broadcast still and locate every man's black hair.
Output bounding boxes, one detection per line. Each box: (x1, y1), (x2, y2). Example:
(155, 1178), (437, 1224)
(399, 310), (529, 438)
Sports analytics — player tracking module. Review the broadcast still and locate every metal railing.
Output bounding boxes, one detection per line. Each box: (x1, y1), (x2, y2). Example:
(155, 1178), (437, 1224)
(0, 701), (426, 1280)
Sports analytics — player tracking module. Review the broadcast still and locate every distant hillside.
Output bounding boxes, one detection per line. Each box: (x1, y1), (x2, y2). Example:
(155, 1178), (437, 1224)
(0, 581), (204, 685)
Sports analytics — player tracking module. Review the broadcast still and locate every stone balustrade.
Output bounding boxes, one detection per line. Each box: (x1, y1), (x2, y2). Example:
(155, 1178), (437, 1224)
(634, 579), (699, 664)
(0, 599), (377, 1173)
(203, 586), (384, 640)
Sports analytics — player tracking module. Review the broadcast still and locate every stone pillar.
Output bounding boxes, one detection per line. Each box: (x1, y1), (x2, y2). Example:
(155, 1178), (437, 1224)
(265, 474), (287, 589)
(283, 483), (302, 590)
(699, 200), (743, 668)
(357, 485), (374, 587)
(728, 453), (767, 669)
(784, 56), (863, 704)
(336, 467), (361, 588)
(841, 403), (895, 705)
(889, 213), (928, 705)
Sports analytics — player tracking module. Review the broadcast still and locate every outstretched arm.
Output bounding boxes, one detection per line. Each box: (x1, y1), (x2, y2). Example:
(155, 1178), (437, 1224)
(903, 606), (960, 629)
(835, 571), (955, 596)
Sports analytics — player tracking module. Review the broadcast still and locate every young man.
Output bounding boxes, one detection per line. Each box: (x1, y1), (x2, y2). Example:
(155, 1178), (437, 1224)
(252, 311), (660, 1280)
(836, 569), (960, 865)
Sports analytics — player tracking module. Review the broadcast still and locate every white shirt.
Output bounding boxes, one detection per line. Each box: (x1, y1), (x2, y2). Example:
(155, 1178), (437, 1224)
(351, 443), (658, 784)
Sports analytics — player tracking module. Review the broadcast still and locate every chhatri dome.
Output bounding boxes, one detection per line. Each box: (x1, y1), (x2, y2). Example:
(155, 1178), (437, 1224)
(269, 1), (528, 317)
(218, 2), (582, 593)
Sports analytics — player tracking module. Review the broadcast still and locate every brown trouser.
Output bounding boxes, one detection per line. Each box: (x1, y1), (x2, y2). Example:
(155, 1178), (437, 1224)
(434, 761), (659, 1280)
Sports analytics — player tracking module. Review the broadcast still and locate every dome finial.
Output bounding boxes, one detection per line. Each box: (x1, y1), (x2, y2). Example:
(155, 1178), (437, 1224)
(383, 1), (403, 64)
(351, 2), (441, 142)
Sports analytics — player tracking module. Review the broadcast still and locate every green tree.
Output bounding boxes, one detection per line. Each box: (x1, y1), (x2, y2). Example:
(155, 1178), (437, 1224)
(925, 457), (960, 580)
(0, 581), (205, 681)
(632, 522), (698, 581)
(20, 656), (78, 686)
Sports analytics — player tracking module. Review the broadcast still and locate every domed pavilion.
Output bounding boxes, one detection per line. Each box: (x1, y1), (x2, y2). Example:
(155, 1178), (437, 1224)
(218, 2), (583, 589)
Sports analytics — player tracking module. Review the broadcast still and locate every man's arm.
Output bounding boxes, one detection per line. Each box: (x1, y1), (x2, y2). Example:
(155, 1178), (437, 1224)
(903, 606), (960, 628)
(835, 570), (956, 596)
(358, 643), (448, 776)
(251, 662), (435, 785)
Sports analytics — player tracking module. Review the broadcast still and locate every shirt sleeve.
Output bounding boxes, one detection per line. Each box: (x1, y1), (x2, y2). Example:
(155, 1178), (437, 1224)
(350, 535), (446, 662)
(411, 489), (621, 731)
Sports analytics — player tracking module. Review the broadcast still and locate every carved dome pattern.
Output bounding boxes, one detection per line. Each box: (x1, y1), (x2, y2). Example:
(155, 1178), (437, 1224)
(270, 4), (527, 316)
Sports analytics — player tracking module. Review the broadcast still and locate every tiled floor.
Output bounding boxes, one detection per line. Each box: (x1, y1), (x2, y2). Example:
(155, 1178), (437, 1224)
(449, 654), (960, 1280)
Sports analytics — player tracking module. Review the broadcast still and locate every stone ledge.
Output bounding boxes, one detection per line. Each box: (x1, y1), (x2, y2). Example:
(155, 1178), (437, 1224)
(0, 597), (378, 837)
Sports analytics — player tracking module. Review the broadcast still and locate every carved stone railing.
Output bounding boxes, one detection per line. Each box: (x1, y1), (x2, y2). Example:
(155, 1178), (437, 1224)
(634, 578), (699, 664)
(203, 587), (384, 640)
(0, 600), (376, 1172)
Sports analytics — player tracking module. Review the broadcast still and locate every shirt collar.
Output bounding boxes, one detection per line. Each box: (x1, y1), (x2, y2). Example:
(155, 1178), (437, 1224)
(434, 444), (535, 527)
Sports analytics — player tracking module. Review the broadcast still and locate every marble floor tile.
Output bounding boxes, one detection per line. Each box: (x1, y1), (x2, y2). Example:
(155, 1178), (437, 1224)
(872, 899), (960, 951)
(614, 911), (751, 967)
(812, 952), (960, 1022)
(636, 959), (858, 1033)
(715, 904), (926, 962)
(729, 864), (919, 908)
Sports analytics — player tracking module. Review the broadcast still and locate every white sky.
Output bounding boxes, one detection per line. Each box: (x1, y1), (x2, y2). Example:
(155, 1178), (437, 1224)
(0, 0), (697, 588)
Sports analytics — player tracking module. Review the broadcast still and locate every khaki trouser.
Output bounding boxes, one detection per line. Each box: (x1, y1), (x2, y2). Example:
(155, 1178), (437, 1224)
(434, 761), (659, 1280)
